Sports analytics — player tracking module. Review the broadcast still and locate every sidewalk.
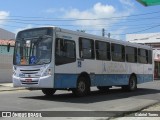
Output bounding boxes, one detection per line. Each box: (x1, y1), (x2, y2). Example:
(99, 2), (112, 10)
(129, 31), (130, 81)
(112, 103), (160, 120)
(0, 83), (26, 92)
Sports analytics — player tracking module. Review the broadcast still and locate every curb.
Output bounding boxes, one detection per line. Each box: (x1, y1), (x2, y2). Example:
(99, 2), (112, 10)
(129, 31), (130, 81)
(0, 87), (27, 92)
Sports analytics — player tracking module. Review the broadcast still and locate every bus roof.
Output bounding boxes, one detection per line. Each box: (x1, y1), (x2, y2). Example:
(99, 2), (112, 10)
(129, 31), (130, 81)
(18, 26), (152, 50)
(53, 27), (152, 50)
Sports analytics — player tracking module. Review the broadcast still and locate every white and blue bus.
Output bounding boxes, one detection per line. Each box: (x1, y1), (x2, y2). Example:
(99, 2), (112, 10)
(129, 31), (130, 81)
(12, 26), (153, 96)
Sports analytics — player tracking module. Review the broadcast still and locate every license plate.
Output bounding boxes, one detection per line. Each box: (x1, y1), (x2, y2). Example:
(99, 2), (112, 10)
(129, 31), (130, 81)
(25, 79), (32, 82)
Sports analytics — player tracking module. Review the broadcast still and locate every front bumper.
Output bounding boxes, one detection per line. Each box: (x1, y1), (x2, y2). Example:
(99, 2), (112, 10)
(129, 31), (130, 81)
(12, 75), (54, 88)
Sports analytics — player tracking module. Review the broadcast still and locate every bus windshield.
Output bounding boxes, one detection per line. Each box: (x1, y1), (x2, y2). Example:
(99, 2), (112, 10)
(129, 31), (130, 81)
(13, 28), (53, 65)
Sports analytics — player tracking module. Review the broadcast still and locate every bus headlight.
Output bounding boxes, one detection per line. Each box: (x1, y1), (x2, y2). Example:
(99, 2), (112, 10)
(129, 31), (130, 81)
(42, 68), (52, 76)
(13, 66), (16, 75)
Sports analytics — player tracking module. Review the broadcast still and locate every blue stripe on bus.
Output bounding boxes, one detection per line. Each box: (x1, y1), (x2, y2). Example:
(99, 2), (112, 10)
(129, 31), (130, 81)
(54, 74), (153, 88)
(54, 74), (78, 88)
(91, 74), (130, 86)
(137, 74), (153, 84)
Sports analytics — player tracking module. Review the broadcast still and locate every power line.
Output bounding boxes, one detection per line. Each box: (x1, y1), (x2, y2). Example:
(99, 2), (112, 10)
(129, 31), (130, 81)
(1, 15), (160, 22)
(111, 24), (160, 36)
(2, 17), (160, 28)
(1, 22), (159, 36)
(0, 10), (160, 20)
(0, 10), (159, 37)
(0, 15), (158, 29)
(85, 24), (160, 31)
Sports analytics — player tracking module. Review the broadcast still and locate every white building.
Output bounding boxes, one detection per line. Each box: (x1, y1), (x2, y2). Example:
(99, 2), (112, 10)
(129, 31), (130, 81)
(126, 32), (160, 79)
(0, 28), (15, 83)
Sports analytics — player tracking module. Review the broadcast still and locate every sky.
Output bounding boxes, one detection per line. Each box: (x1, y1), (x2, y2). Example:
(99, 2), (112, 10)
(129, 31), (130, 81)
(0, 0), (160, 40)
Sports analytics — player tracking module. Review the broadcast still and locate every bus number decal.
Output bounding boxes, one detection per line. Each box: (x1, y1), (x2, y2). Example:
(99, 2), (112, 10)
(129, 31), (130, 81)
(78, 61), (82, 67)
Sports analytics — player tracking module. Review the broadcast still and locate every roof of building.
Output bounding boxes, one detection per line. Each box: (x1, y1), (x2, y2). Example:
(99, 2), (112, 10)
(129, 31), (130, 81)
(0, 28), (15, 40)
(126, 32), (160, 43)
(0, 39), (15, 46)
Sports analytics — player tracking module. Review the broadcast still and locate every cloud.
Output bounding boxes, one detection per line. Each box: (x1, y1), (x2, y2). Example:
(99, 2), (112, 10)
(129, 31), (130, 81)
(43, 1), (135, 39)
(110, 27), (128, 40)
(64, 3), (116, 29)
(0, 11), (9, 26)
(45, 8), (57, 13)
(62, 1), (135, 37)
(119, 0), (134, 7)
(44, 8), (65, 14)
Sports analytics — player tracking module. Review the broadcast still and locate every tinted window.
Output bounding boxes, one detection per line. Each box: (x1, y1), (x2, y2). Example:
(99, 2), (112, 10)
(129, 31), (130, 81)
(95, 41), (110, 60)
(126, 46), (137, 63)
(111, 43), (125, 62)
(79, 37), (94, 59)
(55, 38), (76, 65)
(138, 48), (148, 64)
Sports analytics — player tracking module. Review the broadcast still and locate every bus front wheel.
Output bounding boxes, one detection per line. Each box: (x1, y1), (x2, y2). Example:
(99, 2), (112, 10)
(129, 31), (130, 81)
(72, 76), (90, 96)
(42, 88), (56, 96)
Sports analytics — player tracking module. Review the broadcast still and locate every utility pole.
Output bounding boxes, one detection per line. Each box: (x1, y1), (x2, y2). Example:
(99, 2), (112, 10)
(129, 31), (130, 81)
(108, 33), (111, 38)
(102, 28), (105, 37)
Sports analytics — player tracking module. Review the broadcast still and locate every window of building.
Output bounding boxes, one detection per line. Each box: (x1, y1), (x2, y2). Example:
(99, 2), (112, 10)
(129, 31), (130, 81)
(111, 43), (125, 62)
(126, 46), (137, 63)
(79, 37), (94, 59)
(55, 38), (76, 65)
(138, 48), (148, 64)
(95, 41), (110, 60)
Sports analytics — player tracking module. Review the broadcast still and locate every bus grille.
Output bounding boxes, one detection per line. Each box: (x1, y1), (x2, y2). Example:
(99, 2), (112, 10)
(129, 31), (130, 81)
(20, 69), (40, 74)
(21, 80), (39, 84)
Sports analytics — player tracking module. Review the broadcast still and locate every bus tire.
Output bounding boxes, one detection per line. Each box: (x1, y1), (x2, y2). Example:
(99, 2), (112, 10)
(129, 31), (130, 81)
(72, 76), (90, 97)
(128, 75), (137, 91)
(42, 88), (56, 96)
(122, 75), (137, 91)
(97, 86), (110, 92)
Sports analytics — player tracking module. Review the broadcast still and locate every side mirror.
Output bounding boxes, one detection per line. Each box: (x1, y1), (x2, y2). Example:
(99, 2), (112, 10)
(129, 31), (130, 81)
(7, 43), (10, 52)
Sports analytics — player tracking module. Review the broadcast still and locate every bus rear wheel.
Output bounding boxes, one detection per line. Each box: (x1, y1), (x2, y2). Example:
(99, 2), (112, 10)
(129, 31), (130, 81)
(72, 76), (90, 97)
(42, 88), (56, 96)
(122, 75), (137, 91)
(128, 75), (137, 91)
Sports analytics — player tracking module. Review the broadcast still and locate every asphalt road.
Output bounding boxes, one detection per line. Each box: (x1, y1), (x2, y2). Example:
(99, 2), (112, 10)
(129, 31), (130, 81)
(0, 80), (160, 119)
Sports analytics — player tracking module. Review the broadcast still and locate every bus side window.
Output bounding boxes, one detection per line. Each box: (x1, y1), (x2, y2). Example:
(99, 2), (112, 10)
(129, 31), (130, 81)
(79, 37), (94, 59)
(55, 38), (76, 65)
(111, 43), (125, 62)
(95, 40), (110, 61)
(138, 48), (148, 64)
(126, 46), (137, 63)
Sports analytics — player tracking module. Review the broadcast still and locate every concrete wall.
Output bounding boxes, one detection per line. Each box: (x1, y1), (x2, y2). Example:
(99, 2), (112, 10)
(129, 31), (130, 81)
(0, 55), (13, 83)
(0, 28), (15, 83)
